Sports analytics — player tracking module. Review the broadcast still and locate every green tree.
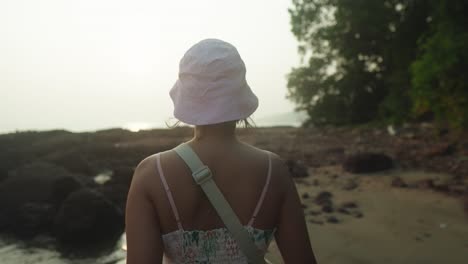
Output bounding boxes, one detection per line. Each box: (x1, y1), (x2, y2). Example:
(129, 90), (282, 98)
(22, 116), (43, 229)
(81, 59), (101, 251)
(410, 0), (468, 127)
(287, 0), (429, 125)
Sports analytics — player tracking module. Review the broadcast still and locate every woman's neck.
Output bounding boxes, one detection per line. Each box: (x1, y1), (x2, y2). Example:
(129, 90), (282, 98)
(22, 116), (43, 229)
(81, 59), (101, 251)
(192, 121), (238, 144)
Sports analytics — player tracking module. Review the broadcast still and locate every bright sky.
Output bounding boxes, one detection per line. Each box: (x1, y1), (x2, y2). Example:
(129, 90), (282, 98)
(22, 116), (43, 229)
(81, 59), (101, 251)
(0, 0), (300, 133)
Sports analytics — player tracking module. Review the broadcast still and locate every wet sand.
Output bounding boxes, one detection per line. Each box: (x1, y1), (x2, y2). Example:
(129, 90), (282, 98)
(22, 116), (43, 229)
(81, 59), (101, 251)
(265, 167), (468, 264)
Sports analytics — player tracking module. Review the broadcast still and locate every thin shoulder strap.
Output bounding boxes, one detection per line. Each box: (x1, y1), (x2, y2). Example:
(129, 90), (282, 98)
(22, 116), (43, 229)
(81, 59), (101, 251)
(156, 153), (183, 230)
(248, 152), (272, 226)
(173, 143), (265, 264)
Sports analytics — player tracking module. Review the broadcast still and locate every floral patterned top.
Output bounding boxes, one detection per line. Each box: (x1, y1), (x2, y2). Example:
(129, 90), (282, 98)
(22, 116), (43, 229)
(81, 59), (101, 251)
(161, 226), (276, 263)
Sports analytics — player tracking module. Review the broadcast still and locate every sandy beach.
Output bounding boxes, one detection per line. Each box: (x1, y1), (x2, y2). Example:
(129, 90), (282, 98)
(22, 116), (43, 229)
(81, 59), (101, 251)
(266, 166), (468, 264)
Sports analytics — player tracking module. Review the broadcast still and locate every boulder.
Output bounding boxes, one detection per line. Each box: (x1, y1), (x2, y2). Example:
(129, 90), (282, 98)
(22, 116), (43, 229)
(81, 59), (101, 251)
(391, 177), (407, 188)
(352, 211), (364, 218)
(111, 166), (134, 186)
(315, 191), (333, 206)
(54, 188), (124, 246)
(423, 143), (455, 158)
(341, 201), (358, 209)
(338, 202), (360, 216)
(416, 179), (434, 189)
(322, 204), (334, 213)
(0, 168), (7, 183)
(97, 184), (130, 213)
(326, 215), (340, 223)
(448, 185), (467, 195)
(285, 159), (309, 178)
(0, 162), (82, 237)
(343, 153), (393, 173)
(15, 203), (55, 237)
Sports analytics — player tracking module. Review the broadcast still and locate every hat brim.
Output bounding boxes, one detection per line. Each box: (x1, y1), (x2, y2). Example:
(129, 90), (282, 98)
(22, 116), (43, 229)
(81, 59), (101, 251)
(170, 80), (258, 126)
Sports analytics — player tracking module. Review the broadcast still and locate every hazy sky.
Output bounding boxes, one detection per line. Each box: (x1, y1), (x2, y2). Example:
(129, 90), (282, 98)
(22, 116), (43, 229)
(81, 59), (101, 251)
(0, 0), (301, 133)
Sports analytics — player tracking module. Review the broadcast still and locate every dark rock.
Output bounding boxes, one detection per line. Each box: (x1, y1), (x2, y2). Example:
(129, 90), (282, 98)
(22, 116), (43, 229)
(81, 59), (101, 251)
(433, 183), (449, 192)
(343, 153), (393, 173)
(314, 191), (333, 206)
(338, 207), (351, 215)
(352, 211), (364, 218)
(326, 216), (340, 223)
(51, 176), (84, 205)
(0, 162), (82, 237)
(286, 159), (309, 178)
(110, 166), (134, 186)
(438, 127), (449, 137)
(308, 210), (322, 216)
(322, 204), (334, 213)
(341, 201), (358, 209)
(0, 168), (8, 183)
(312, 179), (320, 186)
(302, 193), (311, 199)
(342, 179), (358, 190)
(301, 203), (308, 209)
(308, 219), (324, 225)
(416, 179), (434, 189)
(448, 185), (466, 195)
(15, 203), (55, 237)
(54, 189), (124, 246)
(391, 177), (407, 188)
(97, 184), (129, 213)
(424, 143), (455, 158)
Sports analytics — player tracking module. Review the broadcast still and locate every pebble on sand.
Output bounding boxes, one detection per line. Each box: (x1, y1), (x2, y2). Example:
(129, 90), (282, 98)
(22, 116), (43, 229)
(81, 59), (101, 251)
(326, 216), (340, 223)
(322, 204), (334, 213)
(315, 191), (333, 205)
(391, 177), (408, 188)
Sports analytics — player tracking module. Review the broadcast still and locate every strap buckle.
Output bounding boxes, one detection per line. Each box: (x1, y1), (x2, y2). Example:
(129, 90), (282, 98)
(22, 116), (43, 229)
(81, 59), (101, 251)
(192, 166), (212, 185)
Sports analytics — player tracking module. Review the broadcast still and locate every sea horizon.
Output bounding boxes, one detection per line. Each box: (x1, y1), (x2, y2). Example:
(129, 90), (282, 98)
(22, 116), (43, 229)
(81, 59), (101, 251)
(0, 111), (307, 135)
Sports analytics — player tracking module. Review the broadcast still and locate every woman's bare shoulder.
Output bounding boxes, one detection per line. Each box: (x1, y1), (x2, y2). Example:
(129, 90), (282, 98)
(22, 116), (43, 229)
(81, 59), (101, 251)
(240, 143), (292, 183)
(131, 151), (173, 193)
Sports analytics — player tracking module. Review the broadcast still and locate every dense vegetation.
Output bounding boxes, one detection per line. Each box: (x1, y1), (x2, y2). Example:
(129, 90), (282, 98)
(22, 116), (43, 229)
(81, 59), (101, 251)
(287, 0), (468, 127)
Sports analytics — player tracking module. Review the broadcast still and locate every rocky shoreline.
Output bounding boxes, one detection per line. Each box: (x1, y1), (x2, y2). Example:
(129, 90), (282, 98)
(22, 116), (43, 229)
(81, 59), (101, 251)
(0, 124), (467, 257)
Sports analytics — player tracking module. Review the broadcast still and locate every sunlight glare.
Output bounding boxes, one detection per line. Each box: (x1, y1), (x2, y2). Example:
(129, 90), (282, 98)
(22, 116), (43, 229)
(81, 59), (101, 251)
(124, 122), (153, 132)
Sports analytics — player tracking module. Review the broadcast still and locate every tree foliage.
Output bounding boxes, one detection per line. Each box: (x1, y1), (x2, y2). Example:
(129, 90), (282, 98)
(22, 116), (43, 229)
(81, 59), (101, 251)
(288, 0), (467, 127)
(410, 0), (468, 127)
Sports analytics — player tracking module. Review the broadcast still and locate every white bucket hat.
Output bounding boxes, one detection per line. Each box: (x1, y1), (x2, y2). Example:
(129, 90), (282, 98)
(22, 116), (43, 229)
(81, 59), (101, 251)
(170, 39), (258, 125)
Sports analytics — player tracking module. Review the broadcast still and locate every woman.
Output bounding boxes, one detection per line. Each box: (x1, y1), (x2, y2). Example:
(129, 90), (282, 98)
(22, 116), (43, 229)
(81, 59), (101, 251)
(125, 39), (317, 263)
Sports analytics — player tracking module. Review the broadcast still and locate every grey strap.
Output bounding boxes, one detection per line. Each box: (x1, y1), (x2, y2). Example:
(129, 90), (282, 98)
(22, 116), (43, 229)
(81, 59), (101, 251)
(174, 143), (265, 264)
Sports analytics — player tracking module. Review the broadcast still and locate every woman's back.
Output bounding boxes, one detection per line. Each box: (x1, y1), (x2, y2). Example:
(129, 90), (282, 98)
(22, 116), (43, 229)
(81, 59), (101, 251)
(153, 140), (281, 262)
(153, 140), (283, 234)
(127, 136), (316, 263)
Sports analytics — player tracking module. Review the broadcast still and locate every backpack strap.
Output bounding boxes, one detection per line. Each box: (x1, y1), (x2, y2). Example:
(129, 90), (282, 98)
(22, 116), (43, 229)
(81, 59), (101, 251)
(174, 143), (265, 264)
